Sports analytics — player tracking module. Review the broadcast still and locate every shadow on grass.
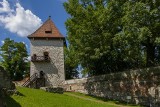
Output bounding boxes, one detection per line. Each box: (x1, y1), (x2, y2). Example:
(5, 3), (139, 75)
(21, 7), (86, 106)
(5, 95), (21, 107)
(82, 94), (139, 106)
(15, 92), (25, 97)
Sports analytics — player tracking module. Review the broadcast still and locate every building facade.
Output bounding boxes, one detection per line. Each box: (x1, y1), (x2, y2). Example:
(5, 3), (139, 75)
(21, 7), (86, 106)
(28, 17), (65, 87)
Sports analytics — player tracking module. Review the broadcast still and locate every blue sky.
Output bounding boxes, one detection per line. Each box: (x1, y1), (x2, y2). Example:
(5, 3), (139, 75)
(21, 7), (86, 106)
(0, 0), (69, 54)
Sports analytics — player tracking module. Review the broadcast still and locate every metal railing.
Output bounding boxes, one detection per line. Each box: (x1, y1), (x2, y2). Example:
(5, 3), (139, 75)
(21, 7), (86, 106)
(31, 56), (50, 62)
(22, 73), (38, 87)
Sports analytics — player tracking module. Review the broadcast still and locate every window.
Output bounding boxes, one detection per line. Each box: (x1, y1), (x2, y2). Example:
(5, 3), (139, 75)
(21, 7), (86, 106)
(44, 52), (49, 60)
(33, 54), (37, 60)
(45, 31), (52, 34)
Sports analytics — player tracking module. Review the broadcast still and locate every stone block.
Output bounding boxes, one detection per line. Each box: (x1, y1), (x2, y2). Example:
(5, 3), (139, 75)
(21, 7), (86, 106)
(46, 87), (64, 94)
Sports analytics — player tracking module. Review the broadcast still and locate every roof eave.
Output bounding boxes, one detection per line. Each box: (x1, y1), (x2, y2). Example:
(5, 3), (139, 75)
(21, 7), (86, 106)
(27, 36), (65, 40)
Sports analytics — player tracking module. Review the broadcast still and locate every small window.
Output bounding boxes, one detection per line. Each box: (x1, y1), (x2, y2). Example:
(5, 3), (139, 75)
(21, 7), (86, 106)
(33, 54), (37, 56)
(45, 31), (52, 33)
(44, 52), (49, 60)
(44, 52), (49, 56)
(32, 54), (37, 60)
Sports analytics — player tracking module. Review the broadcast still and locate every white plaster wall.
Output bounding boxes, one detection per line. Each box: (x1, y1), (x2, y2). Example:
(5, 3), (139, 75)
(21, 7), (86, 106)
(30, 39), (65, 87)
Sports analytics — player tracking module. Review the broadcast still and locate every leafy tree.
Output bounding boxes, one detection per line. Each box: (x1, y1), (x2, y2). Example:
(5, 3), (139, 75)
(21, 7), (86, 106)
(64, 46), (79, 79)
(64, 0), (160, 76)
(116, 0), (160, 66)
(0, 38), (29, 80)
(64, 0), (112, 75)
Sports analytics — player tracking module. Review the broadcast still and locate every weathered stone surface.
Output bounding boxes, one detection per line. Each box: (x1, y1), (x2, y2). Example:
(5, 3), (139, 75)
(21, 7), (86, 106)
(40, 87), (64, 94)
(64, 66), (160, 106)
(0, 66), (12, 89)
(0, 88), (7, 107)
(46, 87), (64, 94)
(64, 78), (88, 94)
(30, 39), (65, 87)
(0, 66), (15, 107)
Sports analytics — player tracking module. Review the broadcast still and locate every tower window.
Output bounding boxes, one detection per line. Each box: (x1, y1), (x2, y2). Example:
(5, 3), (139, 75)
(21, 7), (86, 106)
(33, 54), (37, 59)
(44, 52), (49, 60)
(45, 31), (52, 33)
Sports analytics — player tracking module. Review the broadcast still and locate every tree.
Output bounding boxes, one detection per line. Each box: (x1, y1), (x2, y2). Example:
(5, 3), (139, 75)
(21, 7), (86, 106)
(64, 0), (160, 76)
(64, 0), (113, 75)
(64, 46), (79, 79)
(0, 38), (29, 80)
(117, 0), (160, 66)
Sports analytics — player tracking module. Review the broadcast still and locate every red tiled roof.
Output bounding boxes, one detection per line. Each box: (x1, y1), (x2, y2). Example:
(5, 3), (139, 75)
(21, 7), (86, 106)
(28, 17), (64, 39)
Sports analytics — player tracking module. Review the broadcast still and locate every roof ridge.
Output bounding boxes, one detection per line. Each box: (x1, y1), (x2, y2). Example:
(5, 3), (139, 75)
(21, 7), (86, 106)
(28, 17), (64, 38)
(28, 18), (50, 36)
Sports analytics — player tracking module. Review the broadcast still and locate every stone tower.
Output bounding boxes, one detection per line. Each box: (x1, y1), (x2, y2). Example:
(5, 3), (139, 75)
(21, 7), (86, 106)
(28, 17), (65, 87)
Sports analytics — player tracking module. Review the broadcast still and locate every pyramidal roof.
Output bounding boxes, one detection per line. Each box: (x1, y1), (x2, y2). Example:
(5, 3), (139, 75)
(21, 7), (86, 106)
(28, 16), (64, 39)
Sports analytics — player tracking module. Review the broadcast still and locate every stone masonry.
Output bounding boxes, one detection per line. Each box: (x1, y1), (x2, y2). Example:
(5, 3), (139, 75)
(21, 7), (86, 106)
(0, 66), (12, 107)
(0, 66), (11, 89)
(64, 66), (160, 106)
(28, 17), (65, 87)
(30, 39), (65, 87)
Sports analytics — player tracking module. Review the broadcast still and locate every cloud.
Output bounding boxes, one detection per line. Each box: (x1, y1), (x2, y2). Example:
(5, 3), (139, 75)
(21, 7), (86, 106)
(0, 0), (13, 13)
(0, 0), (42, 37)
(22, 41), (28, 48)
(1, 40), (4, 44)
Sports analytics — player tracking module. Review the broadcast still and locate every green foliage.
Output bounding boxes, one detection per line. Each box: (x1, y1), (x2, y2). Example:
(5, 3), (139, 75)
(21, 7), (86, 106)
(64, 46), (79, 79)
(0, 38), (29, 80)
(64, 0), (160, 76)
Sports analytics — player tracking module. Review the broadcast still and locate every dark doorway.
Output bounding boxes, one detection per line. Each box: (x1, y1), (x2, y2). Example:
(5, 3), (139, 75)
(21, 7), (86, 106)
(40, 71), (44, 78)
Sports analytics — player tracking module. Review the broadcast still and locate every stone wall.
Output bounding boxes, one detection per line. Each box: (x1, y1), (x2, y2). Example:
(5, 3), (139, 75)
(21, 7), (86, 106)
(64, 66), (160, 106)
(64, 78), (88, 93)
(30, 39), (65, 87)
(0, 66), (11, 89)
(0, 66), (12, 107)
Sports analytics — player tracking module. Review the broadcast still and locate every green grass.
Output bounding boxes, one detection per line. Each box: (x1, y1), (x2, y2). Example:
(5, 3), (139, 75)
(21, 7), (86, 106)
(5, 87), (138, 107)
(65, 92), (140, 107)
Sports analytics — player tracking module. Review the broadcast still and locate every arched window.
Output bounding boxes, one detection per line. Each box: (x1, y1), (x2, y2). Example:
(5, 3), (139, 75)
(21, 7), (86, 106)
(33, 54), (37, 60)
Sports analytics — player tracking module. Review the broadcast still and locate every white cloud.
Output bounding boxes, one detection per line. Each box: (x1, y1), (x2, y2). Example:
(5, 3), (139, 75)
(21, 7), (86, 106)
(0, 0), (42, 37)
(22, 41), (28, 48)
(0, 0), (13, 13)
(25, 44), (28, 48)
(27, 56), (31, 61)
(1, 40), (4, 44)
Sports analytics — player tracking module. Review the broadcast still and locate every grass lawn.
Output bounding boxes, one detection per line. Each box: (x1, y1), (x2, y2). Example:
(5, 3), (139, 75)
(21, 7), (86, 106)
(65, 92), (140, 107)
(5, 87), (139, 107)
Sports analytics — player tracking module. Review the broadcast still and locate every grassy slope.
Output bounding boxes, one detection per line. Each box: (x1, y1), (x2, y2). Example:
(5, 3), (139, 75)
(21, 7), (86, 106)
(6, 87), (120, 107)
(65, 92), (140, 107)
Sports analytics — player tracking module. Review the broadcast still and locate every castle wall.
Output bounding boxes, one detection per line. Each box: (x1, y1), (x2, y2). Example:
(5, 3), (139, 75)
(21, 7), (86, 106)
(0, 66), (11, 89)
(30, 39), (65, 87)
(64, 66), (160, 106)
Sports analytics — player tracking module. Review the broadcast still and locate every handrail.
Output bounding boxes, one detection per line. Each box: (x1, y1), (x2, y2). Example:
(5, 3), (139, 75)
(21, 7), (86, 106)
(22, 73), (38, 87)
(31, 56), (50, 62)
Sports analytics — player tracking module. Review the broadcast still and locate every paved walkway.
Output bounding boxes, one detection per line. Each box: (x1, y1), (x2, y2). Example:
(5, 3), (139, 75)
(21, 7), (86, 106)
(64, 93), (131, 107)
